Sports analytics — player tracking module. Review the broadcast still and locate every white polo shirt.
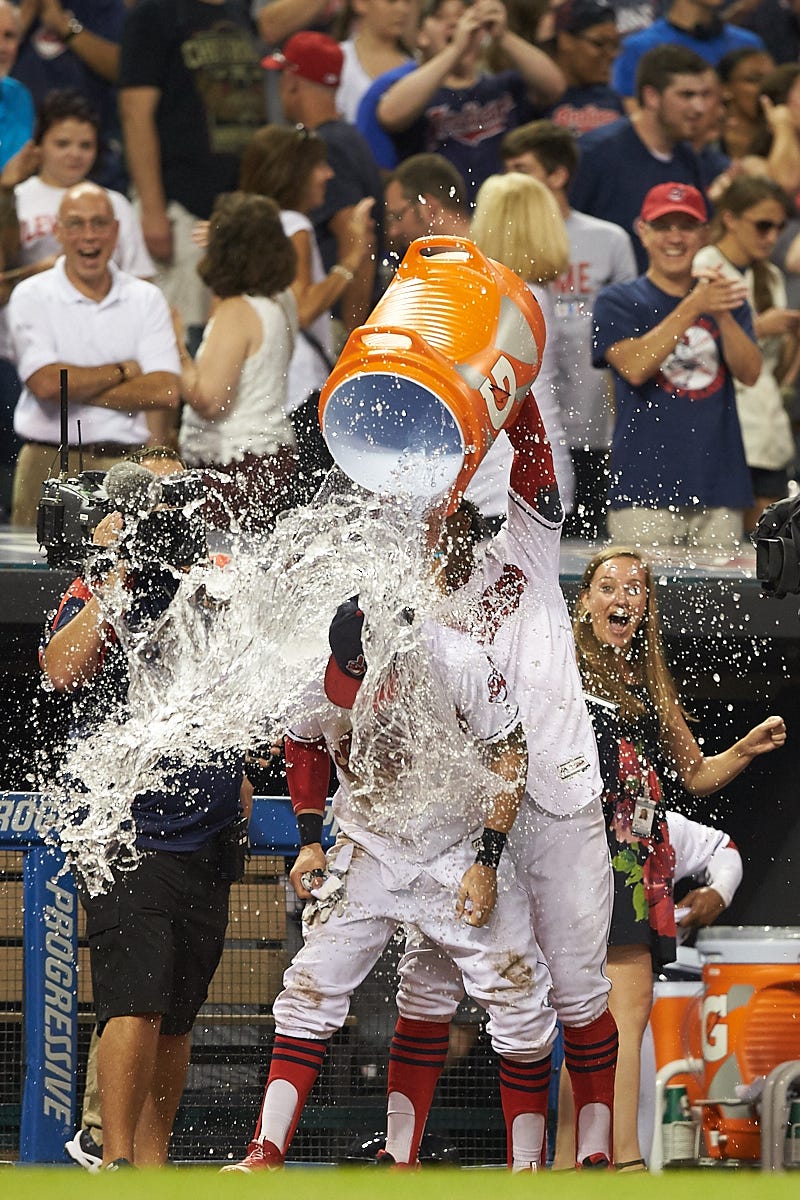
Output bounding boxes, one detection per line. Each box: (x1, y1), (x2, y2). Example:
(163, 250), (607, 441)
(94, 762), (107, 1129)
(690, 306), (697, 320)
(10, 258), (180, 446)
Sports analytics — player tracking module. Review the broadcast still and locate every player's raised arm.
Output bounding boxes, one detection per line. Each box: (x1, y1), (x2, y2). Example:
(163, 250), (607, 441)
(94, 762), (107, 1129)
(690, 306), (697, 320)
(507, 389), (562, 519)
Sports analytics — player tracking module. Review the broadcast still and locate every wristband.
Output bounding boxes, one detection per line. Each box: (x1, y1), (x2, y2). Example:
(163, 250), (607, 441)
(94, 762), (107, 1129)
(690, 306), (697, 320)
(331, 263), (354, 283)
(475, 828), (507, 870)
(296, 812), (323, 846)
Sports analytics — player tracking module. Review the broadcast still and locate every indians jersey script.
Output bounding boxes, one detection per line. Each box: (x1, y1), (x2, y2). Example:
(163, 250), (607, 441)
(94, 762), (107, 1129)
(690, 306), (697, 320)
(288, 621), (520, 887)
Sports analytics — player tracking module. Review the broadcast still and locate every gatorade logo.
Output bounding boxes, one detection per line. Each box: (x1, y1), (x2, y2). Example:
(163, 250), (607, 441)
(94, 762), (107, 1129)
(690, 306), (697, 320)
(479, 354), (518, 431)
(702, 993), (728, 1062)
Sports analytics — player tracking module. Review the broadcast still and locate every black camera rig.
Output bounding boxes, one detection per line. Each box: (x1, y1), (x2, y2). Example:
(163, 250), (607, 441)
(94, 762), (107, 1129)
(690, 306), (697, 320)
(754, 493), (800, 598)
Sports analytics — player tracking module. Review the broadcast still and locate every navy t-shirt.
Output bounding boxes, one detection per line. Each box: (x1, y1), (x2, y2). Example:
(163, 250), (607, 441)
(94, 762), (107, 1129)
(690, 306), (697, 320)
(45, 576), (242, 852)
(592, 275), (754, 510)
(118, 0), (265, 219)
(310, 118), (385, 277)
(569, 118), (723, 272)
(544, 83), (626, 139)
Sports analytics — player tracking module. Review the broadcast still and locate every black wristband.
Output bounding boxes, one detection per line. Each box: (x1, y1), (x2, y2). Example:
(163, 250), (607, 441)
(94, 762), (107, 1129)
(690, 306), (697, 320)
(475, 828), (507, 870)
(296, 812), (323, 846)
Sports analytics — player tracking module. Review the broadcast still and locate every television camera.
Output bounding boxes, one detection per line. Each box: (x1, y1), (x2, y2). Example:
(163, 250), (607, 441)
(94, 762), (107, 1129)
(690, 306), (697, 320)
(754, 493), (800, 598)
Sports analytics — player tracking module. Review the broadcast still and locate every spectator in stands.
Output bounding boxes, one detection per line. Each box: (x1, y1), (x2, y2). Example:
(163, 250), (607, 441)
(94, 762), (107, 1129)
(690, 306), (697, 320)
(335, 0), (416, 123)
(469, 171), (575, 518)
(384, 152), (470, 256)
(611, 0), (765, 105)
(41, 446), (250, 1169)
(262, 31), (382, 332)
(118, 0), (265, 349)
(501, 120), (637, 539)
(376, 0), (566, 200)
(694, 175), (799, 533)
(570, 45), (724, 271)
(0, 1), (33, 170)
(13, 0), (126, 191)
(238, 123), (373, 500)
(8, 90), (153, 283)
(174, 192), (298, 535)
(592, 181), (760, 554)
(543, 0), (626, 137)
(745, 64), (800, 196)
(8, 183), (180, 526)
(717, 47), (774, 163)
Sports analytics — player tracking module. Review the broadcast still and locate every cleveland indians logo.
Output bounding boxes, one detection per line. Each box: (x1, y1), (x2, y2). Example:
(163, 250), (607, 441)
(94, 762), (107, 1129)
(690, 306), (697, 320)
(479, 354), (518, 430)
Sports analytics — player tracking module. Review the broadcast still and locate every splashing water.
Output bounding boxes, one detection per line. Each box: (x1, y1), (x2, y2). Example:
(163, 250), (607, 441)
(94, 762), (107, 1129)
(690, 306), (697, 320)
(40, 485), (506, 893)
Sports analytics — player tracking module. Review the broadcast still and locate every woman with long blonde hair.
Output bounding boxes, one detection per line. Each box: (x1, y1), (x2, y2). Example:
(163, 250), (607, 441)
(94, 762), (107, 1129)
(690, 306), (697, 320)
(469, 171), (575, 514)
(554, 544), (786, 1171)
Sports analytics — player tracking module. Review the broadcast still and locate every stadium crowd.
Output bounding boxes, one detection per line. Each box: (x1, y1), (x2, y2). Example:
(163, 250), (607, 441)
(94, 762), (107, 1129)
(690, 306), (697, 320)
(16, 0), (794, 1175)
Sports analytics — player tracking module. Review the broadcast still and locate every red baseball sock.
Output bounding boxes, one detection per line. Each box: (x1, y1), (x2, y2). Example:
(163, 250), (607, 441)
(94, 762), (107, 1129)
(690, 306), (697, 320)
(562, 1010), (618, 1164)
(253, 1035), (326, 1156)
(386, 1017), (450, 1164)
(499, 1053), (552, 1170)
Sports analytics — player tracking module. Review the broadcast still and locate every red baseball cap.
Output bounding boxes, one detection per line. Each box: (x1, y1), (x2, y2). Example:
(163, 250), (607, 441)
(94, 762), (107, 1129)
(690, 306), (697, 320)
(640, 182), (708, 224)
(262, 31), (344, 88)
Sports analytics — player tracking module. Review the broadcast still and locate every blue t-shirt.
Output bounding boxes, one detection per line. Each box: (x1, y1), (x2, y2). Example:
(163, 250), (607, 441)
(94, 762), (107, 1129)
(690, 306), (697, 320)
(612, 18), (764, 97)
(592, 275), (754, 510)
(544, 83), (626, 139)
(569, 118), (722, 272)
(45, 575), (243, 852)
(356, 61), (417, 170)
(0, 77), (34, 170)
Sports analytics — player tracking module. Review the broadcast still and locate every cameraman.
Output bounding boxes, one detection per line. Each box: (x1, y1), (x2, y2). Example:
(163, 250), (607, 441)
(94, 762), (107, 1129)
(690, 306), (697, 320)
(40, 447), (250, 1170)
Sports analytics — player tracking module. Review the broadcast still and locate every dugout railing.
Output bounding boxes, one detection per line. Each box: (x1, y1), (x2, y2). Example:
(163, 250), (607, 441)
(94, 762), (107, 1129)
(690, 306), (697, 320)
(0, 792), (508, 1167)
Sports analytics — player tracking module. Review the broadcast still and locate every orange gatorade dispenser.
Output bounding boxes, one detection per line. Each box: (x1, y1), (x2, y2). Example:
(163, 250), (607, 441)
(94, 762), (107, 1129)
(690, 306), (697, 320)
(319, 236), (546, 508)
(696, 927), (800, 1162)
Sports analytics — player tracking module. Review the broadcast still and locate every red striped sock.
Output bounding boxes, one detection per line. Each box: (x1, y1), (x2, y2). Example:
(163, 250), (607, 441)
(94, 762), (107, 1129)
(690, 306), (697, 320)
(562, 1010), (618, 1164)
(386, 1017), (450, 1164)
(253, 1035), (326, 1154)
(498, 1053), (552, 1169)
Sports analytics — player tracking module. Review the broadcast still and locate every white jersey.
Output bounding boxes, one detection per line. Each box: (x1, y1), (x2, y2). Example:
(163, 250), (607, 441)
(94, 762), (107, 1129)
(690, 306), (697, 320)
(288, 621), (519, 887)
(454, 473), (603, 818)
(668, 809), (742, 909)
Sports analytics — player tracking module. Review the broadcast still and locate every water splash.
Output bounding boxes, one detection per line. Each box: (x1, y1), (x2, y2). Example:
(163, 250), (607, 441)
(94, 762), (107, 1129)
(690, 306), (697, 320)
(40, 486), (505, 893)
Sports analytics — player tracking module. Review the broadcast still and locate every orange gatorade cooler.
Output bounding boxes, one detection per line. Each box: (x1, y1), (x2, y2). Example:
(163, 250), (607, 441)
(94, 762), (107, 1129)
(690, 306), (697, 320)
(696, 927), (800, 1162)
(319, 236), (546, 507)
(650, 980), (704, 1107)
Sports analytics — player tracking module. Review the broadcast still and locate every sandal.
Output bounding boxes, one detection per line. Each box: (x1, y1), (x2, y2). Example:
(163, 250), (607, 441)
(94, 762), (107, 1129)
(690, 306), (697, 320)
(615, 1159), (647, 1172)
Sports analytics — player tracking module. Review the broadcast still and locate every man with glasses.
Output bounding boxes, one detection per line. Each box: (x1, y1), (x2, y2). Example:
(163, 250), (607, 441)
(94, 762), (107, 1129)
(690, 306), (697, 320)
(384, 152), (470, 257)
(543, 0), (626, 137)
(7, 182), (180, 525)
(592, 181), (760, 553)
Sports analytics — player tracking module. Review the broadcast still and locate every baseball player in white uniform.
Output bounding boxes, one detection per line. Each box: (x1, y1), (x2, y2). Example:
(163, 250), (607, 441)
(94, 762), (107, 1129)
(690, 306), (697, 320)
(388, 387), (618, 1168)
(223, 597), (558, 1173)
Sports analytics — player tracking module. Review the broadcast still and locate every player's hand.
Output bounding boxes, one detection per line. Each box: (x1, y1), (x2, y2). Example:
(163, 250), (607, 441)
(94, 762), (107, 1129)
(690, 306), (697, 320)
(739, 714), (786, 757)
(456, 864), (498, 927)
(677, 886), (726, 927)
(290, 843), (327, 899)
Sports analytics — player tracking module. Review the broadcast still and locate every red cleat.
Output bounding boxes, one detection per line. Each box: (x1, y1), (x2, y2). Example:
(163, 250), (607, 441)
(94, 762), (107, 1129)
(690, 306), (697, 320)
(220, 1140), (284, 1173)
